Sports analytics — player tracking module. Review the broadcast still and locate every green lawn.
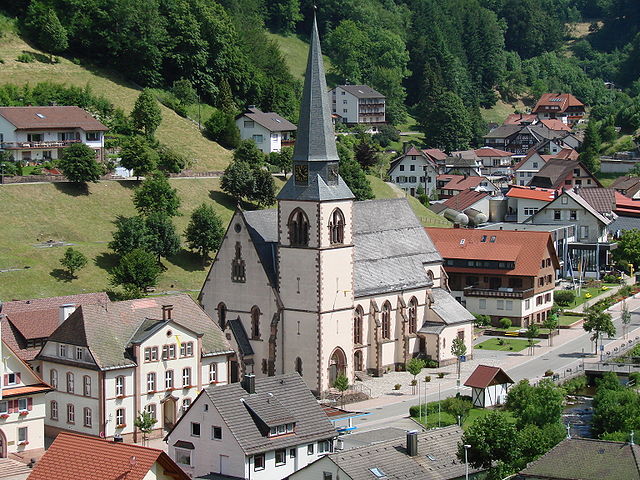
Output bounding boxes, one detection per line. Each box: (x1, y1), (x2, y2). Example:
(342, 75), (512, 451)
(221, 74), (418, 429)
(558, 314), (583, 326)
(475, 338), (538, 352)
(568, 284), (618, 308)
(266, 32), (336, 84)
(413, 407), (515, 430)
(0, 19), (231, 172)
(480, 99), (527, 124)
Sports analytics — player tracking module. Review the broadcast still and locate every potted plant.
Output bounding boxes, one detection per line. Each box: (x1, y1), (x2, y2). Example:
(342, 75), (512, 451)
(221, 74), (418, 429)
(411, 379), (417, 387)
(18, 440), (29, 446)
(424, 375), (431, 382)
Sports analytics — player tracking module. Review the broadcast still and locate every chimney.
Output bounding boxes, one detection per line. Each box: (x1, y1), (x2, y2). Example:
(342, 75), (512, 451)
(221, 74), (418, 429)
(242, 374), (256, 394)
(406, 430), (418, 457)
(162, 305), (173, 321)
(59, 304), (77, 325)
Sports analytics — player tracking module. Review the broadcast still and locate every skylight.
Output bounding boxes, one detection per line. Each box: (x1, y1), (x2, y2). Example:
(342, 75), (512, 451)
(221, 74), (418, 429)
(36, 113), (46, 118)
(460, 239), (465, 245)
(426, 454), (437, 461)
(481, 235), (487, 243)
(370, 467), (386, 478)
(490, 236), (496, 243)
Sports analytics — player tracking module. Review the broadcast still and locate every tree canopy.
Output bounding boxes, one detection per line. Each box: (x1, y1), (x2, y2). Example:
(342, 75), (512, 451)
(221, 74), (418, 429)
(133, 173), (181, 217)
(58, 143), (104, 184)
(184, 203), (225, 264)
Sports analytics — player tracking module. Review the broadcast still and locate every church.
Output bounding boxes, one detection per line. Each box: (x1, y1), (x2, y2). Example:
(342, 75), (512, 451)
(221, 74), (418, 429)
(199, 17), (474, 394)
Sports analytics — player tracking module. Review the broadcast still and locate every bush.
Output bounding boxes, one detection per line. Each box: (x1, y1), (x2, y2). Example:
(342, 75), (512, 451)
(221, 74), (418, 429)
(437, 372), (445, 379)
(544, 370), (554, 377)
(394, 384), (402, 391)
(497, 338), (505, 346)
(411, 379), (417, 386)
(474, 313), (491, 327)
(603, 274), (617, 283)
(425, 375), (431, 382)
(424, 359), (439, 368)
(554, 290), (576, 306)
(563, 375), (587, 394)
(499, 317), (512, 329)
(16, 52), (34, 63)
(442, 396), (473, 419)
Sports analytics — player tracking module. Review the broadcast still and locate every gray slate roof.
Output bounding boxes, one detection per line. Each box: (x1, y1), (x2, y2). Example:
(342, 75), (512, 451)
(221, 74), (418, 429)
(243, 209), (279, 287)
(242, 107), (296, 132)
(608, 215), (640, 234)
(277, 168), (355, 201)
(42, 295), (231, 370)
(322, 426), (478, 480)
(484, 124), (521, 139)
(228, 318), (254, 356)
(336, 84), (385, 99)
(202, 373), (335, 455)
(428, 288), (475, 325)
(243, 393), (295, 427)
(576, 187), (616, 214)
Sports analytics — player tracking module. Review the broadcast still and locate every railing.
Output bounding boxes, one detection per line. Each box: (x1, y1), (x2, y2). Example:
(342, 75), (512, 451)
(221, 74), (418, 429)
(281, 139), (295, 147)
(463, 286), (535, 299)
(1, 139), (81, 149)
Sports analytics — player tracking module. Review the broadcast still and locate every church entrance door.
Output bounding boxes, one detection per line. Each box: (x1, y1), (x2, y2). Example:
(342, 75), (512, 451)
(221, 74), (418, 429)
(162, 397), (177, 430)
(354, 350), (363, 372)
(328, 348), (347, 385)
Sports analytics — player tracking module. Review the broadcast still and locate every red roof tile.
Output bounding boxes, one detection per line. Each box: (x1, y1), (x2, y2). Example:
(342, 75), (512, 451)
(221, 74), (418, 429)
(506, 185), (555, 201)
(532, 93), (584, 114)
(540, 119), (572, 132)
(423, 148), (447, 161)
(464, 365), (514, 388)
(503, 113), (538, 125)
(28, 432), (190, 480)
(3, 292), (109, 313)
(442, 190), (490, 211)
(2, 383), (52, 398)
(555, 148), (579, 160)
(0, 106), (108, 131)
(7, 308), (61, 340)
(437, 174), (486, 191)
(474, 147), (513, 157)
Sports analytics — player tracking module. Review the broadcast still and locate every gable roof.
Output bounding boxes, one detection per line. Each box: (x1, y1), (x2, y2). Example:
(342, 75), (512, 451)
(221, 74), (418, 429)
(437, 174), (490, 191)
(531, 189), (611, 225)
(529, 159), (600, 190)
(194, 373), (335, 455)
(441, 189), (489, 211)
(424, 288), (476, 332)
(540, 119), (572, 132)
(519, 437), (640, 480)
(389, 146), (436, 174)
(555, 148), (579, 160)
(532, 93), (584, 114)
(241, 107), (296, 132)
(423, 148), (448, 161)
(474, 147), (513, 157)
(336, 84), (385, 99)
(484, 124), (522, 139)
(0, 106), (108, 131)
(1, 339), (52, 398)
(28, 432), (189, 480)
(2, 292), (109, 314)
(464, 365), (514, 388)
(425, 228), (558, 276)
(576, 188), (616, 214)
(506, 185), (555, 202)
(41, 294), (231, 370)
(503, 113), (538, 125)
(612, 175), (640, 197)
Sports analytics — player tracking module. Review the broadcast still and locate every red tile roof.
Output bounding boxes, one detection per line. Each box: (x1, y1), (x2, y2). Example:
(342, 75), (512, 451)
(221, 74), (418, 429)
(437, 174), (486, 191)
(28, 432), (190, 480)
(0, 106), (108, 131)
(614, 192), (640, 216)
(7, 308), (61, 340)
(555, 148), (579, 160)
(2, 383), (53, 398)
(474, 147), (512, 157)
(442, 190), (490, 211)
(532, 93), (584, 114)
(503, 113), (538, 125)
(3, 292), (109, 313)
(403, 146), (424, 157)
(423, 148), (447, 161)
(540, 119), (572, 132)
(464, 365), (514, 389)
(425, 228), (558, 276)
(506, 185), (555, 201)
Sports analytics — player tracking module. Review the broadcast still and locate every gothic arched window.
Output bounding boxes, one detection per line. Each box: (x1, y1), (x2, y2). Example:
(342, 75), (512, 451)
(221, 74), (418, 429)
(295, 357), (303, 375)
(232, 242), (246, 283)
(329, 208), (345, 245)
(408, 297), (418, 334)
(354, 306), (363, 344)
(288, 209), (310, 247)
(251, 306), (261, 339)
(217, 302), (227, 330)
(381, 302), (391, 339)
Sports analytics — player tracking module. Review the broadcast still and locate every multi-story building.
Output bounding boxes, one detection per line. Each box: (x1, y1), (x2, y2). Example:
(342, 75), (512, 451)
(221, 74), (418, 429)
(505, 185), (556, 223)
(427, 228), (559, 327)
(35, 295), (232, 442)
(330, 85), (385, 126)
(235, 107), (297, 154)
(529, 159), (601, 191)
(166, 373), (336, 480)
(532, 93), (585, 126)
(436, 174), (499, 199)
(0, 337), (52, 460)
(0, 106), (108, 163)
(388, 146), (439, 197)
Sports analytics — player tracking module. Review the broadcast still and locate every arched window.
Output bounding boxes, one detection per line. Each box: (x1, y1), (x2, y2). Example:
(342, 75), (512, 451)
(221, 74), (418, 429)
(288, 209), (310, 247)
(251, 306), (261, 339)
(232, 242), (246, 283)
(295, 357), (303, 375)
(217, 302), (227, 330)
(353, 306), (363, 344)
(408, 297), (418, 334)
(381, 302), (391, 339)
(354, 350), (363, 372)
(50, 369), (58, 389)
(427, 270), (435, 283)
(50, 400), (58, 421)
(329, 208), (345, 244)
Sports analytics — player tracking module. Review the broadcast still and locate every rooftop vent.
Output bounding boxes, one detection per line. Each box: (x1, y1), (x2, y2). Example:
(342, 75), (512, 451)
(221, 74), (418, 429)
(406, 430), (418, 457)
(36, 113), (46, 119)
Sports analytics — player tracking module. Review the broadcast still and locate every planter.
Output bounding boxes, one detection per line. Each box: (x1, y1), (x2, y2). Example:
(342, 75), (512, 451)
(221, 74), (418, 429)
(0, 414), (9, 419)
(18, 441), (29, 446)
(116, 424), (126, 429)
(19, 411), (29, 416)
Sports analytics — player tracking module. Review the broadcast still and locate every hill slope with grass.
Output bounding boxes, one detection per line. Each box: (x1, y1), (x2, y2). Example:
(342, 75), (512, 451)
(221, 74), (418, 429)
(266, 32), (337, 85)
(0, 18), (231, 171)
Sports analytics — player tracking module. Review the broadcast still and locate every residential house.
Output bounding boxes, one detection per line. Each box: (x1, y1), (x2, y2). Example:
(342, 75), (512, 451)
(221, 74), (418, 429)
(427, 228), (559, 327)
(330, 85), (385, 126)
(35, 294), (232, 441)
(0, 292), (110, 364)
(465, 365), (514, 408)
(611, 175), (640, 199)
(529, 159), (601, 191)
(474, 147), (514, 176)
(0, 338), (52, 461)
(539, 119), (572, 132)
(531, 93), (586, 125)
(166, 373), (336, 480)
(503, 113), (538, 125)
(516, 437), (640, 480)
(388, 146), (438, 197)
(526, 189), (615, 278)
(436, 174), (498, 199)
(513, 147), (578, 186)
(483, 123), (566, 155)
(445, 151), (483, 176)
(289, 426), (482, 480)
(27, 432), (190, 480)
(505, 185), (555, 223)
(236, 107), (296, 154)
(199, 17), (475, 394)
(0, 106), (108, 163)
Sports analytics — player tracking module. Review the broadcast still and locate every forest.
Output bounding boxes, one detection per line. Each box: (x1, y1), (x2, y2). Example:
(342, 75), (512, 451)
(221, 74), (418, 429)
(2, 0), (640, 152)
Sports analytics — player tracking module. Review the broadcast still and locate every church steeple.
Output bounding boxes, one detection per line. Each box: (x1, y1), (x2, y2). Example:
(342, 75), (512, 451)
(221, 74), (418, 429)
(277, 13), (354, 201)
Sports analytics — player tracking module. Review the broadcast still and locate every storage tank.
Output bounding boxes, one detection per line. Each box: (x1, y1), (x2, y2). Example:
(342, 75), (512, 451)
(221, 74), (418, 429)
(465, 208), (488, 226)
(443, 208), (469, 226)
(489, 196), (508, 223)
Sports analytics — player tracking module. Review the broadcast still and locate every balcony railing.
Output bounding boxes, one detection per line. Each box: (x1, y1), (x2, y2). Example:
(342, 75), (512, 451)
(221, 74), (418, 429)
(1, 139), (81, 150)
(464, 286), (535, 299)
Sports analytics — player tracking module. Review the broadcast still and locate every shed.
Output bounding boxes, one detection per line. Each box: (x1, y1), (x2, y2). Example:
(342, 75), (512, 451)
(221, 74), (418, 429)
(464, 365), (514, 408)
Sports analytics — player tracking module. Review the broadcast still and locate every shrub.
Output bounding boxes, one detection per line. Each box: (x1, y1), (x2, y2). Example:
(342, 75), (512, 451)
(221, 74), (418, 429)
(497, 338), (505, 346)
(499, 317), (512, 330)
(394, 384), (402, 391)
(603, 274), (617, 283)
(16, 53), (34, 63)
(424, 375), (431, 382)
(411, 379), (417, 386)
(474, 313), (491, 327)
(425, 359), (439, 368)
(563, 375), (587, 394)
(437, 372), (445, 379)
(544, 370), (554, 377)
(442, 396), (472, 419)
(554, 290), (576, 306)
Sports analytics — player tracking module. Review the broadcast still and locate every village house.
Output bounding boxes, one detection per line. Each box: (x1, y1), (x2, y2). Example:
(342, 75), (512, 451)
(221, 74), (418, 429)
(427, 228), (559, 327)
(166, 373), (336, 480)
(199, 17), (475, 395)
(0, 337), (52, 460)
(532, 93), (585, 126)
(329, 85), (385, 126)
(35, 295), (232, 442)
(529, 159), (601, 191)
(28, 431), (190, 480)
(503, 113), (538, 125)
(505, 185), (556, 223)
(513, 147), (578, 186)
(436, 174), (499, 199)
(465, 365), (514, 408)
(473, 146), (514, 177)
(388, 145), (438, 197)
(444, 151), (483, 177)
(611, 175), (640, 199)
(236, 107), (296, 154)
(0, 106), (108, 163)
(483, 123), (567, 155)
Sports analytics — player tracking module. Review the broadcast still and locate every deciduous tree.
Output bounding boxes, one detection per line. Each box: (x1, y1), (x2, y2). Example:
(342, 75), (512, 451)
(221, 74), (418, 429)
(131, 89), (162, 138)
(220, 160), (254, 203)
(333, 374), (349, 408)
(233, 139), (265, 167)
(613, 228), (640, 270)
(110, 248), (161, 295)
(583, 306), (616, 354)
(451, 337), (467, 379)
(133, 173), (181, 217)
(184, 203), (224, 264)
(203, 109), (240, 149)
(119, 136), (158, 180)
(109, 216), (150, 256)
(458, 411), (519, 471)
(251, 168), (276, 207)
(418, 91), (472, 153)
(58, 143), (103, 184)
(145, 212), (180, 262)
(60, 247), (87, 278)
(543, 313), (559, 346)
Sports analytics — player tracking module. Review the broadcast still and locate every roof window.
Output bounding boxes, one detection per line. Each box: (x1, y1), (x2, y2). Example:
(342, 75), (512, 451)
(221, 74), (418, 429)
(490, 236), (496, 243)
(481, 235), (487, 242)
(460, 239), (465, 245)
(370, 468), (386, 478)
(36, 113), (46, 118)
(426, 454), (437, 461)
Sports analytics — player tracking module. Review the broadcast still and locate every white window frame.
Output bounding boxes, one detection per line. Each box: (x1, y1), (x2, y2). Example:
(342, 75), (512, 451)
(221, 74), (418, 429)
(209, 363), (217, 383)
(182, 368), (191, 387)
(147, 373), (156, 393)
(175, 448), (192, 466)
(115, 376), (125, 396)
(165, 370), (174, 390)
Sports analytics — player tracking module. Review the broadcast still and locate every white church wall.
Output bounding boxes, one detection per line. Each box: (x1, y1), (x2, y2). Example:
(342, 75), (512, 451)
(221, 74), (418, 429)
(281, 310), (321, 392)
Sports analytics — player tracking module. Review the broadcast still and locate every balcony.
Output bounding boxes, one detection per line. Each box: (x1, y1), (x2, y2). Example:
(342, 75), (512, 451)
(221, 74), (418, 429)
(1, 139), (81, 150)
(281, 139), (295, 147)
(464, 286), (534, 299)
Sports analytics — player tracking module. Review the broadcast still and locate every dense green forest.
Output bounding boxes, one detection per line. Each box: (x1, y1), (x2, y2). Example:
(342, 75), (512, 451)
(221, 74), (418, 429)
(3, 0), (640, 151)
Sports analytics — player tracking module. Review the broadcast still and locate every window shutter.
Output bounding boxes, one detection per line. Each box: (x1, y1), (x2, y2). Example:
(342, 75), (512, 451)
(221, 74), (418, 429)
(3, 374), (7, 386)
(9, 400), (17, 413)
(16, 372), (21, 384)
(27, 398), (33, 411)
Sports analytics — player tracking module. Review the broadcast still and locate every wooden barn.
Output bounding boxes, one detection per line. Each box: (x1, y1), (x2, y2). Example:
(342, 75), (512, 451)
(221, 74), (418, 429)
(464, 365), (514, 408)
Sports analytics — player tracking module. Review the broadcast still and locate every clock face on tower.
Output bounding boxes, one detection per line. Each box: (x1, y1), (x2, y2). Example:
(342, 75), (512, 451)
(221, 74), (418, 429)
(294, 164), (309, 184)
(327, 163), (339, 184)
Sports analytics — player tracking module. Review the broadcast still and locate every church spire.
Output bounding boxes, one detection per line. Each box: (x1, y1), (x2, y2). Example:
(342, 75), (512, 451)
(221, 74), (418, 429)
(277, 12), (353, 201)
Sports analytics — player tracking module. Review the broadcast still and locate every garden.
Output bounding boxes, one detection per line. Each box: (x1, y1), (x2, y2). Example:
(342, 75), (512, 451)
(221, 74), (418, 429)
(475, 338), (538, 352)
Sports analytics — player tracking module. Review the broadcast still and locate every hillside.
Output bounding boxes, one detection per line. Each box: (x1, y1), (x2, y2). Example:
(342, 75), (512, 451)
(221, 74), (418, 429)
(0, 21), (232, 171)
(266, 32), (337, 85)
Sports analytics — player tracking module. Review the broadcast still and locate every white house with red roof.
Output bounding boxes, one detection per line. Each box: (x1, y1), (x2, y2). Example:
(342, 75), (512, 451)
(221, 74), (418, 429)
(464, 365), (514, 408)
(513, 147), (579, 186)
(388, 145), (439, 197)
(436, 174), (499, 199)
(0, 106), (108, 163)
(0, 336), (52, 460)
(532, 93), (585, 125)
(473, 147), (514, 176)
(506, 185), (556, 222)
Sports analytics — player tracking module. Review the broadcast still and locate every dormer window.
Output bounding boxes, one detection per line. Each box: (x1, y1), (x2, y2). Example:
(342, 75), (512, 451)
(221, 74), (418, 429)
(269, 423), (295, 437)
(59, 344), (67, 358)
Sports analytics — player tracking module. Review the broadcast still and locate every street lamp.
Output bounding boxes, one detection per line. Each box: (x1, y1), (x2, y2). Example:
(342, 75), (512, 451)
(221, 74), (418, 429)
(464, 444), (471, 480)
